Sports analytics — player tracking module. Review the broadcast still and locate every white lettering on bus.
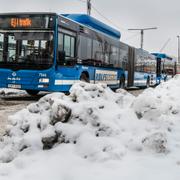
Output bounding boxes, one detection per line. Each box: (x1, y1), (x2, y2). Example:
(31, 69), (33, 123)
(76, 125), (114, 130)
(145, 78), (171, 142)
(95, 70), (117, 82)
(39, 73), (47, 77)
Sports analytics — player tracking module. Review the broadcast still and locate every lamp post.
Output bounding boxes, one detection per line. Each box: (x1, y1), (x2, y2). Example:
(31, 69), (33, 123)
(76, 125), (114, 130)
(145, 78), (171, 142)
(128, 27), (157, 49)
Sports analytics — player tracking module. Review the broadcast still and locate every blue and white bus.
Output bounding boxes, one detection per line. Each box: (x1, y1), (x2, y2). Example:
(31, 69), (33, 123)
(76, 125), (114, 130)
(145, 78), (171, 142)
(123, 46), (157, 87)
(0, 13), (128, 95)
(152, 53), (176, 83)
(0, 13), (172, 95)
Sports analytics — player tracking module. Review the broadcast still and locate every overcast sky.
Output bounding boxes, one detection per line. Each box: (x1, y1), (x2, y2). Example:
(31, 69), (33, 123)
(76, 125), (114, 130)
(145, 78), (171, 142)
(0, 0), (179, 57)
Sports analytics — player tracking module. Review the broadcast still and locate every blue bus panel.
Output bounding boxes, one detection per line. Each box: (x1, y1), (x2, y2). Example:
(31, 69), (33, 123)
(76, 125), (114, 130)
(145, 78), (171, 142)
(0, 65), (124, 92)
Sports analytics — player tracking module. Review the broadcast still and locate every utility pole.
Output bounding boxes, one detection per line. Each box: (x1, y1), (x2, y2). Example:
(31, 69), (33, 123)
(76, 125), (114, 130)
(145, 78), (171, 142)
(128, 27), (157, 49)
(87, 0), (91, 16)
(176, 35), (180, 74)
(177, 35), (180, 64)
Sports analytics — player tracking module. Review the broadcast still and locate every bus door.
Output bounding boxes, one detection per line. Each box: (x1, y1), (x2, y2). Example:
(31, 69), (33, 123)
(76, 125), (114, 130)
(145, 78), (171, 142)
(127, 47), (135, 87)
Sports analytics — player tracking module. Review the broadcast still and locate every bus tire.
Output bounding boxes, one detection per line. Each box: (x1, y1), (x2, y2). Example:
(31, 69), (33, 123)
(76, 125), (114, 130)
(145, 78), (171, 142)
(80, 72), (90, 83)
(26, 90), (39, 96)
(146, 76), (150, 88)
(119, 76), (125, 89)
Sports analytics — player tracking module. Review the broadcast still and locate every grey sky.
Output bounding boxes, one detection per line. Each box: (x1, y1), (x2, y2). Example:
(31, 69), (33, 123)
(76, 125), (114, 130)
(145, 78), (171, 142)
(0, 0), (179, 57)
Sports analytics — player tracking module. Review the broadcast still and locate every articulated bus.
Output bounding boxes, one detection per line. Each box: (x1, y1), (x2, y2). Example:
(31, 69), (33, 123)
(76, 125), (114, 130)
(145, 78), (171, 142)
(0, 13), (126, 95)
(0, 13), (175, 95)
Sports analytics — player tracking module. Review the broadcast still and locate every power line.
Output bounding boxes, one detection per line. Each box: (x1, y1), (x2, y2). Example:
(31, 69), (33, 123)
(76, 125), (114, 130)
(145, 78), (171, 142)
(91, 4), (128, 32)
(77, 0), (130, 33)
(77, 0), (148, 45)
(159, 38), (171, 52)
(123, 32), (140, 41)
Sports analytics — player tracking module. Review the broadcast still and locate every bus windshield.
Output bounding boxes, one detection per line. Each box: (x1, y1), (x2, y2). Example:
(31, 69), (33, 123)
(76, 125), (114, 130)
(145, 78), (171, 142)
(0, 31), (54, 70)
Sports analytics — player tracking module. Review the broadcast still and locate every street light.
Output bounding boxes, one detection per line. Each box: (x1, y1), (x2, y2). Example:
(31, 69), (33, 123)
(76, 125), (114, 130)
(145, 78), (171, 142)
(128, 27), (157, 49)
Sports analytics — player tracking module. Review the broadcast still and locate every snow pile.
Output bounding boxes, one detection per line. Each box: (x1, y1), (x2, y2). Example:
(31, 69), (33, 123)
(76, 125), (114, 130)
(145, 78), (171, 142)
(133, 75), (180, 153)
(0, 76), (180, 180)
(0, 83), (135, 163)
(133, 76), (180, 120)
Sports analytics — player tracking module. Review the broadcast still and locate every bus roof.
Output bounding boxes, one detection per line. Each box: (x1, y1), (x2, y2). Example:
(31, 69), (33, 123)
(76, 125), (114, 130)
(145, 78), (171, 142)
(151, 53), (173, 60)
(0, 13), (121, 39)
(61, 14), (121, 40)
(0, 12), (56, 16)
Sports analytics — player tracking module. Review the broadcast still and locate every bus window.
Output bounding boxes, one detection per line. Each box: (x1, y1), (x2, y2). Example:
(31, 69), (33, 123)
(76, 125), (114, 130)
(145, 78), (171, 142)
(120, 45), (128, 70)
(104, 41), (110, 65)
(58, 33), (64, 51)
(71, 37), (75, 57)
(93, 40), (103, 65)
(78, 35), (92, 62)
(110, 46), (118, 67)
(58, 32), (76, 65)
(8, 35), (16, 60)
(64, 35), (71, 56)
(0, 31), (54, 67)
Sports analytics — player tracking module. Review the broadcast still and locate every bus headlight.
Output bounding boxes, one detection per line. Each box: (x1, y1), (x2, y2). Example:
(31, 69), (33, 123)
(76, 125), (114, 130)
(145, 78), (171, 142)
(39, 78), (50, 83)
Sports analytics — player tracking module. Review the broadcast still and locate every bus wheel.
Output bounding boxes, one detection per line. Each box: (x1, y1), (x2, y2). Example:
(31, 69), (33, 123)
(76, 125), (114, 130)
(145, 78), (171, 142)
(26, 90), (39, 96)
(146, 76), (150, 88)
(119, 76), (125, 89)
(80, 73), (90, 83)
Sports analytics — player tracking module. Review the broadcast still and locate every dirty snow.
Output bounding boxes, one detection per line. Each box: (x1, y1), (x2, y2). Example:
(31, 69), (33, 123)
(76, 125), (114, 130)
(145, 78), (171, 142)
(0, 76), (180, 180)
(0, 88), (26, 96)
(0, 88), (38, 136)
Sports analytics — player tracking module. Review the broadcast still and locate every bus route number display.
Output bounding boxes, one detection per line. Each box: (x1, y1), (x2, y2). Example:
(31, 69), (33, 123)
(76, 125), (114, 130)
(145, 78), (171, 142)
(10, 18), (32, 28)
(0, 15), (54, 29)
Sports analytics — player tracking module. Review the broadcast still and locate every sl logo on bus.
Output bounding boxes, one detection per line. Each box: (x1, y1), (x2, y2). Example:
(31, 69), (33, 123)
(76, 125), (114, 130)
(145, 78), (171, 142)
(12, 72), (17, 77)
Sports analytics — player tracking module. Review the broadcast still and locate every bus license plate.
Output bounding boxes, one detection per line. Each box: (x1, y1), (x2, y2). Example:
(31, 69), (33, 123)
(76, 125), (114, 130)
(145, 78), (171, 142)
(8, 84), (21, 89)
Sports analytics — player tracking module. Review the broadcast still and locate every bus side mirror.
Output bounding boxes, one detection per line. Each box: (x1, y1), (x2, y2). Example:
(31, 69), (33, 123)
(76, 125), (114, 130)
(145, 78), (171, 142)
(57, 51), (65, 65)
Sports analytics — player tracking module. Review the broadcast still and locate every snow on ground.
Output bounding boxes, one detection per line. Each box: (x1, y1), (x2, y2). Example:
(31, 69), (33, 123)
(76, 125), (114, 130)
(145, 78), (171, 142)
(0, 88), (37, 136)
(0, 76), (180, 180)
(0, 88), (26, 96)
(0, 101), (33, 137)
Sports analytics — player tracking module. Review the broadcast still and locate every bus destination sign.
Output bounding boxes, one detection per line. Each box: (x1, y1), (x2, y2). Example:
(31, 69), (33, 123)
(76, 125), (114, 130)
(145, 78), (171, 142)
(0, 15), (54, 29)
(10, 18), (32, 28)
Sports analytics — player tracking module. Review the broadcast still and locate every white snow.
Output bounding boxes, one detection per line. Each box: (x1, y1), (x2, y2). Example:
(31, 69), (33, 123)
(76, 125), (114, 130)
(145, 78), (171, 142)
(0, 88), (25, 96)
(0, 76), (180, 180)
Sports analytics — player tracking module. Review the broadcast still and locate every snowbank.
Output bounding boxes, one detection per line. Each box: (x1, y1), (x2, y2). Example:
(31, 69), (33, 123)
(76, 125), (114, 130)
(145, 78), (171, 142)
(0, 76), (180, 180)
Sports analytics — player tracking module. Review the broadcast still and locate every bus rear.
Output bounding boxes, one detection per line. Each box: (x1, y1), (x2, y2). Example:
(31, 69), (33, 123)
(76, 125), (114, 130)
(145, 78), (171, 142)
(0, 13), (56, 95)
